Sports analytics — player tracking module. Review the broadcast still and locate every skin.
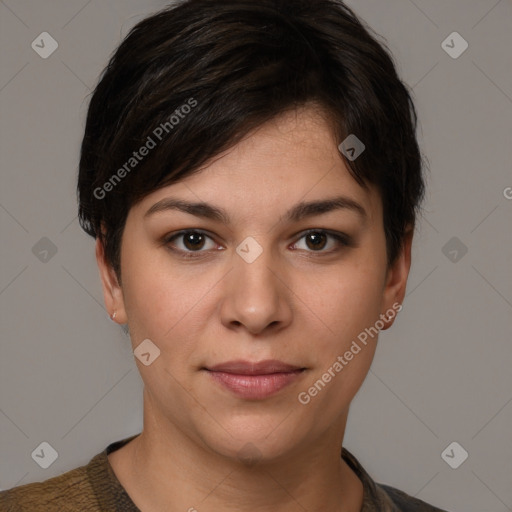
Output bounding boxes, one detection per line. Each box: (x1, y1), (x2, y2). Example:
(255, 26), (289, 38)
(97, 105), (413, 512)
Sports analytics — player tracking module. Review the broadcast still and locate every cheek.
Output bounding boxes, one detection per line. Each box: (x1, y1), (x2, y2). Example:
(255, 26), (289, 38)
(292, 246), (385, 402)
(297, 259), (384, 340)
(120, 246), (216, 355)
(295, 270), (382, 415)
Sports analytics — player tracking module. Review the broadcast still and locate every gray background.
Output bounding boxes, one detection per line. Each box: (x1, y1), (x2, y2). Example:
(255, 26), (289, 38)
(1, 1), (511, 510)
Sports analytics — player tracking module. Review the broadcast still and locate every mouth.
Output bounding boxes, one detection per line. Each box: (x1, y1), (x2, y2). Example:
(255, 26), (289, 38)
(203, 360), (306, 400)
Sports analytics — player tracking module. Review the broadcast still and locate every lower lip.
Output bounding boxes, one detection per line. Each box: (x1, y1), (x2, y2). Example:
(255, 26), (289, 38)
(206, 370), (304, 400)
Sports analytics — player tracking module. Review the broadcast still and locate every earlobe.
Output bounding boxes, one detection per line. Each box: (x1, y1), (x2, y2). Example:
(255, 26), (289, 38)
(95, 237), (127, 324)
(380, 227), (413, 330)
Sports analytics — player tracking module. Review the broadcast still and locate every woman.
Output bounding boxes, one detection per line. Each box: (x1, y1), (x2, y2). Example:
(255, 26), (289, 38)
(1, 0), (450, 510)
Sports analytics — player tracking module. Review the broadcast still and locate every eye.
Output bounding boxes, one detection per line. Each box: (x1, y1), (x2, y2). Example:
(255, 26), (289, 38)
(291, 230), (351, 253)
(165, 230), (219, 256)
(164, 228), (352, 259)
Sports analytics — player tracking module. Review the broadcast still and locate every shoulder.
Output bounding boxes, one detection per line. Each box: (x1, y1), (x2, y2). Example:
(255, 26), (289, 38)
(0, 454), (102, 512)
(341, 447), (450, 512)
(377, 483), (451, 512)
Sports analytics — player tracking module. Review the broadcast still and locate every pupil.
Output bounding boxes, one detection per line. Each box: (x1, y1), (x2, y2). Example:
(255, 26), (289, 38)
(307, 232), (326, 250)
(185, 232), (204, 250)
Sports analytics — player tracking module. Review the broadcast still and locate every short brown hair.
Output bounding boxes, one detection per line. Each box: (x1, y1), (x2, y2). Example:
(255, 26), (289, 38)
(78, 0), (425, 281)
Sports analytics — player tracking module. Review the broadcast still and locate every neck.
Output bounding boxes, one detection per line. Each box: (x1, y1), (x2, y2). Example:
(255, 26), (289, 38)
(109, 393), (364, 512)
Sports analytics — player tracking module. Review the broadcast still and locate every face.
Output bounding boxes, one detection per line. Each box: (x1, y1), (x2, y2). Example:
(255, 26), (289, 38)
(97, 106), (411, 463)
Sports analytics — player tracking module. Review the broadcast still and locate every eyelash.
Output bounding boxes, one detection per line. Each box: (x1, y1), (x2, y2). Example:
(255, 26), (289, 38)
(163, 229), (353, 259)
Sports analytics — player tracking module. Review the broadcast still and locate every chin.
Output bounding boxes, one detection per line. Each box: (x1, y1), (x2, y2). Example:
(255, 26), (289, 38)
(198, 416), (306, 465)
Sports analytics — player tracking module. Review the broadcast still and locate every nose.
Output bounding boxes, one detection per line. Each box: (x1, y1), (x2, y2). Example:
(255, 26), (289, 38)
(218, 242), (293, 336)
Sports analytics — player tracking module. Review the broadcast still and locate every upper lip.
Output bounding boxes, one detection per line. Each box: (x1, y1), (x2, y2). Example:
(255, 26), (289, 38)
(205, 359), (304, 375)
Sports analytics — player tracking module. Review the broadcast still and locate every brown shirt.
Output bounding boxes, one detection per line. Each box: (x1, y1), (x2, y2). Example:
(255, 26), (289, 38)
(0, 434), (450, 511)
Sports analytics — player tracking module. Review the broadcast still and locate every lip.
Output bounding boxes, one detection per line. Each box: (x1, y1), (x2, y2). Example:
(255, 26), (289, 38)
(206, 359), (303, 375)
(204, 360), (306, 400)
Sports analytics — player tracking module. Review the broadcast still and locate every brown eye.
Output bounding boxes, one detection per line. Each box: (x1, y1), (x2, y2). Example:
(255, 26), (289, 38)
(182, 232), (206, 250)
(304, 231), (328, 251)
(165, 230), (217, 254)
(292, 229), (351, 254)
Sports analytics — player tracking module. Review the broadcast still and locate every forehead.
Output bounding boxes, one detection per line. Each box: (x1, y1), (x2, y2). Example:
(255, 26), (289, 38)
(134, 107), (382, 225)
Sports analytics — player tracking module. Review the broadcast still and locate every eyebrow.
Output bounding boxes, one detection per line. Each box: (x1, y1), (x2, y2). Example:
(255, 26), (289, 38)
(144, 195), (367, 224)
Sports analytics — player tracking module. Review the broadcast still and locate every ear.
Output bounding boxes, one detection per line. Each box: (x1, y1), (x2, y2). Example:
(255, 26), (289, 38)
(95, 237), (127, 324)
(379, 226), (414, 330)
